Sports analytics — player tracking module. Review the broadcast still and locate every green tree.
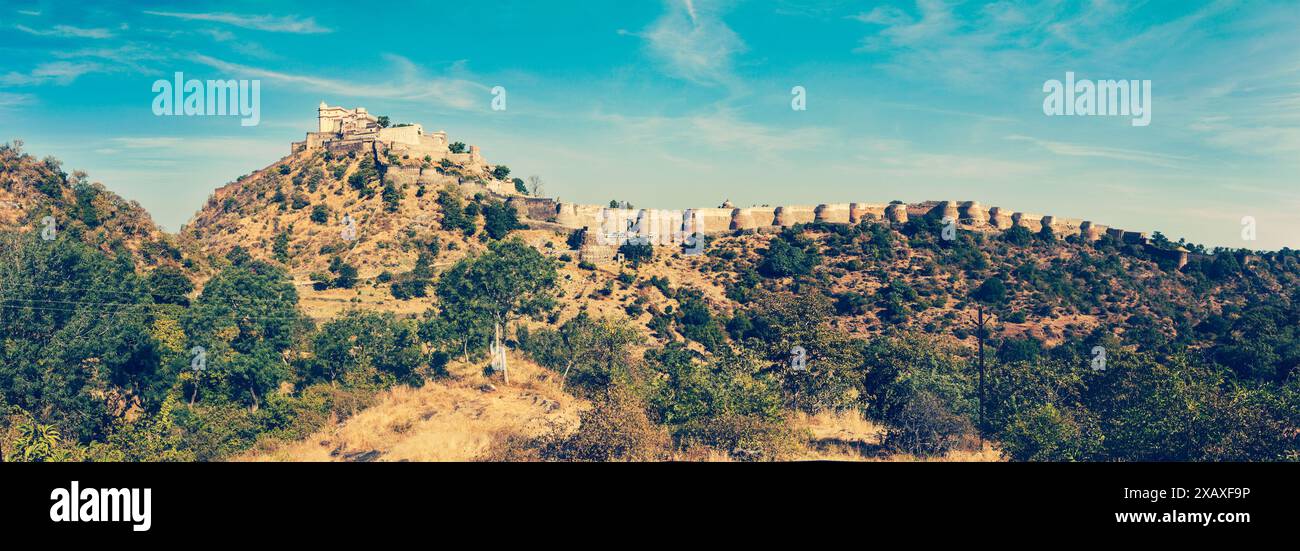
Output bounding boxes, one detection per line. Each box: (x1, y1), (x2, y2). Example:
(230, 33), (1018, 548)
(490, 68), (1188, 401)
(184, 260), (302, 411)
(970, 276), (1008, 434)
(382, 182), (403, 212)
(146, 265), (193, 306)
(308, 311), (428, 387)
(434, 238), (557, 384)
(0, 233), (163, 443)
(273, 231), (291, 262)
(481, 201), (521, 240)
(523, 315), (642, 395)
(757, 234), (819, 278)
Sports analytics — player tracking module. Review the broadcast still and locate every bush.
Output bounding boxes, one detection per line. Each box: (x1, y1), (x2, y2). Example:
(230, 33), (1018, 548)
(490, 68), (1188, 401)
(999, 403), (1098, 461)
(310, 205), (329, 224)
(757, 236), (818, 278)
(535, 386), (669, 461)
(1004, 225), (1033, 246)
(146, 266), (193, 305)
(883, 391), (974, 457)
(618, 241), (653, 267)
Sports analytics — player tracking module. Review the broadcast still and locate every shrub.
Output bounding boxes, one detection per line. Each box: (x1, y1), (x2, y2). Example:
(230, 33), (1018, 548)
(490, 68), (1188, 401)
(310, 205), (329, 224)
(757, 237), (818, 278)
(533, 386), (669, 461)
(883, 391), (974, 457)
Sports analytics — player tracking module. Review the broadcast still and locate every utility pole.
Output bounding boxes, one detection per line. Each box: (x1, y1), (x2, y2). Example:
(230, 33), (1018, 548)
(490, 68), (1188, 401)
(977, 305), (986, 444)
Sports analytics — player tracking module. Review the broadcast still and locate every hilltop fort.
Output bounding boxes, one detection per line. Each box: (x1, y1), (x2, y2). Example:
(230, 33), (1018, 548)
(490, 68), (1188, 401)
(291, 102), (1191, 269)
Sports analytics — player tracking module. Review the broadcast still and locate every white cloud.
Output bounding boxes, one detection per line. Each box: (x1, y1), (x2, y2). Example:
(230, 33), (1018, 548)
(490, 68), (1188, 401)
(192, 54), (487, 110)
(845, 137), (1046, 180)
(0, 92), (35, 109)
(111, 137), (185, 149)
(636, 0), (747, 88)
(1005, 135), (1190, 168)
(15, 24), (115, 39)
(0, 61), (103, 86)
(596, 109), (828, 155)
(143, 11), (332, 34)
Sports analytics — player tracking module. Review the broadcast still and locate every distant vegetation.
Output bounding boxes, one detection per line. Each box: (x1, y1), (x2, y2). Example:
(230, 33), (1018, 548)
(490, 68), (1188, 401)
(2, 143), (1297, 462)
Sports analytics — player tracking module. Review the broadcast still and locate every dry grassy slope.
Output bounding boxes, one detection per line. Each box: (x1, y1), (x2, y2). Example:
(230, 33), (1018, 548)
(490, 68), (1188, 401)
(0, 143), (179, 268)
(239, 351), (1000, 462)
(180, 146), (504, 318)
(239, 351), (587, 462)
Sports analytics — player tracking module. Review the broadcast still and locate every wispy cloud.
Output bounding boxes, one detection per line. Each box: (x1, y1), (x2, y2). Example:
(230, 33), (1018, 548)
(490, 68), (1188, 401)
(15, 24), (115, 39)
(111, 137), (185, 149)
(0, 61), (104, 86)
(630, 0), (746, 89)
(596, 109), (828, 156)
(192, 54), (486, 110)
(0, 92), (35, 109)
(1005, 135), (1190, 168)
(848, 0), (1120, 87)
(846, 137), (1046, 181)
(143, 11), (332, 34)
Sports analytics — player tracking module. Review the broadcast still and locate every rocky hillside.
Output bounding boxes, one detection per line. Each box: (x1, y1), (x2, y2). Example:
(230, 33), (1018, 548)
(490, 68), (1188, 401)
(178, 141), (523, 318)
(0, 140), (180, 268)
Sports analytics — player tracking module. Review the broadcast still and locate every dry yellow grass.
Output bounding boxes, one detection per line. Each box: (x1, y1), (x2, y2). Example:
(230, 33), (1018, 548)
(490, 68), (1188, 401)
(238, 352), (587, 462)
(792, 410), (1004, 462)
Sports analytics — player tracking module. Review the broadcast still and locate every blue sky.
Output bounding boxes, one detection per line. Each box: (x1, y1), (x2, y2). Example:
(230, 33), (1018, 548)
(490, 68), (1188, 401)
(2, 0), (1299, 249)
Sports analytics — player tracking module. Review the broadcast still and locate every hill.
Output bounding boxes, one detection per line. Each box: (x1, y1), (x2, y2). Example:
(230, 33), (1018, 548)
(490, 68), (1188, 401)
(178, 135), (524, 319)
(2, 125), (1297, 463)
(0, 140), (181, 269)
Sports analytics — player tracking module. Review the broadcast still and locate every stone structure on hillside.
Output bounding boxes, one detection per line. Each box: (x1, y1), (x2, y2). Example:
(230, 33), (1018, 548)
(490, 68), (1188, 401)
(534, 197), (1190, 269)
(294, 102), (454, 157)
(291, 102), (513, 193)
(277, 102), (1192, 270)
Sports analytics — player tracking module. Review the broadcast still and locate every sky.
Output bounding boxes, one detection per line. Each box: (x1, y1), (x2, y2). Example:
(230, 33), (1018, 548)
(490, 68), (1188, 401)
(1, 0), (1298, 249)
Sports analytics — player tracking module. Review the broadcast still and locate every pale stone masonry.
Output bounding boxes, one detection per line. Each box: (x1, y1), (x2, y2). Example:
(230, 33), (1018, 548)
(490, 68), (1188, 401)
(283, 102), (1191, 269)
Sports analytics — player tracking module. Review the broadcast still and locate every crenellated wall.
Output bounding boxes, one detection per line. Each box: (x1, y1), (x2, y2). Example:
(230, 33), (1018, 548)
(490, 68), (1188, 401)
(521, 198), (1156, 263)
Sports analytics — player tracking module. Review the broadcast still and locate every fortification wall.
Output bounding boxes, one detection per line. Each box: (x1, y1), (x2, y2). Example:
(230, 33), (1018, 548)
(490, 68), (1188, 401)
(733, 207), (776, 230)
(815, 203), (852, 224)
(886, 204), (909, 224)
(1012, 212), (1044, 232)
(386, 166), (420, 186)
(378, 125), (423, 146)
(556, 203), (603, 230)
(507, 196), (559, 221)
(959, 201), (988, 225)
(507, 195), (1162, 266)
(687, 207), (736, 234)
(988, 207), (1013, 229)
(850, 203), (888, 223)
(775, 205), (817, 227)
